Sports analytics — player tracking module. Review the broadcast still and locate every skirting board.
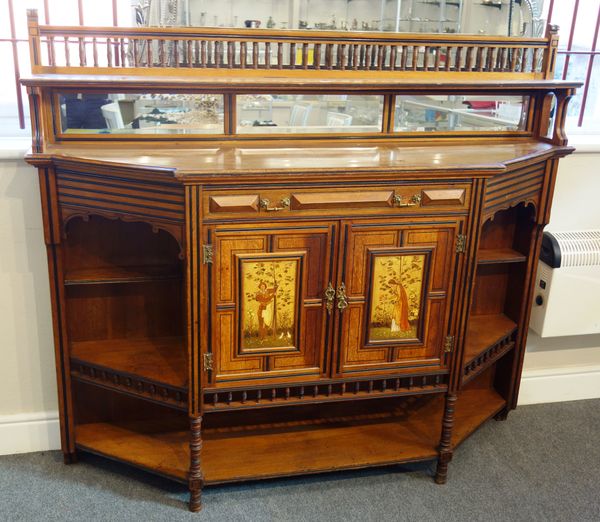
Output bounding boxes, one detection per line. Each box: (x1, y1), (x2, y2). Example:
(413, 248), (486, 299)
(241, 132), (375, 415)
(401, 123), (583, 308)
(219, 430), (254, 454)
(518, 365), (600, 405)
(1, 367), (599, 455)
(0, 411), (60, 456)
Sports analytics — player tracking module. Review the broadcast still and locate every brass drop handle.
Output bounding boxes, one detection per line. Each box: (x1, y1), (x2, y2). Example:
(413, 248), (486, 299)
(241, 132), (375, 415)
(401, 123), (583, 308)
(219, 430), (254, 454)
(394, 193), (422, 207)
(260, 197), (291, 212)
(336, 282), (348, 313)
(324, 282), (336, 315)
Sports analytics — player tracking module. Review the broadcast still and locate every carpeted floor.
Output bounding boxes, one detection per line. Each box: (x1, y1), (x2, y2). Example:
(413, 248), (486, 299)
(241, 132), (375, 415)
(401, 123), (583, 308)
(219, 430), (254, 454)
(1, 399), (599, 522)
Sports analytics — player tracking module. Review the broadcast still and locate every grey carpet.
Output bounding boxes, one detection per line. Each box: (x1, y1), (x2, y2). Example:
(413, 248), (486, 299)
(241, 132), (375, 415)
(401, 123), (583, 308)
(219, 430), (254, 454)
(1, 399), (599, 522)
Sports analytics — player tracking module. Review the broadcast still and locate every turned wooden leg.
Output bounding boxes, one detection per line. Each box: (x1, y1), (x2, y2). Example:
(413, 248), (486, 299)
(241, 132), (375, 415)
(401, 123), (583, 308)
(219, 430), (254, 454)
(63, 450), (78, 464)
(435, 392), (457, 485)
(188, 416), (204, 512)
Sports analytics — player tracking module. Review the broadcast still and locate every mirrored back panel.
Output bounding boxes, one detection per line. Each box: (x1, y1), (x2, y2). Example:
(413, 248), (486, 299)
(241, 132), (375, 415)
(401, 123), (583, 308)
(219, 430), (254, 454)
(236, 95), (384, 134)
(394, 95), (530, 133)
(57, 93), (225, 135)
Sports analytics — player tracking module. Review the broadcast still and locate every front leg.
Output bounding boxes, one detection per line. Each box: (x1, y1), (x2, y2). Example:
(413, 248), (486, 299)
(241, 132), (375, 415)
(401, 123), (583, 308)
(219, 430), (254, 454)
(189, 416), (204, 512)
(435, 392), (457, 484)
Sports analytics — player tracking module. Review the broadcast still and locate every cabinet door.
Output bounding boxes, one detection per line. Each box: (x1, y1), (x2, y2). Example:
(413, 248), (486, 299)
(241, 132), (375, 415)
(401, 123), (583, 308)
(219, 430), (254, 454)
(207, 222), (335, 386)
(335, 218), (462, 377)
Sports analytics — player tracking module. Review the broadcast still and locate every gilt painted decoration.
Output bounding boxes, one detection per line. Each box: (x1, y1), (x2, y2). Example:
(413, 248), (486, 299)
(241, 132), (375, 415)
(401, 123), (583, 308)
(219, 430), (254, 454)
(240, 258), (299, 350)
(368, 253), (426, 342)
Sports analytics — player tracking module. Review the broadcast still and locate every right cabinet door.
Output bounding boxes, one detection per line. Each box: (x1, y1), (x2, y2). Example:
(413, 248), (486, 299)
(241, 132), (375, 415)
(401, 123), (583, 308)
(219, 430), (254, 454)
(335, 217), (463, 377)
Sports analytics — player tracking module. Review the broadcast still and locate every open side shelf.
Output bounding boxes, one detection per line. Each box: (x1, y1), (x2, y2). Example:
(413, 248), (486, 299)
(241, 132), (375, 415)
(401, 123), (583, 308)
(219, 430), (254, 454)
(74, 385), (505, 486)
(70, 337), (187, 409)
(64, 265), (182, 285)
(463, 314), (517, 383)
(76, 421), (190, 482)
(477, 248), (527, 265)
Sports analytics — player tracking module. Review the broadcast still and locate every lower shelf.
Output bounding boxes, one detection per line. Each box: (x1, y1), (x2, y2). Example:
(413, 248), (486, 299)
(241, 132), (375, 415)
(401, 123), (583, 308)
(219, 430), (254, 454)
(76, 421), (190, 482)
(75, 386), (506, 486)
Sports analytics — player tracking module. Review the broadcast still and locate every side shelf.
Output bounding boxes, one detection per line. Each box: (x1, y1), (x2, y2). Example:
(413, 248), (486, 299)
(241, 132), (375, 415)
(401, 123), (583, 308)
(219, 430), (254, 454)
(64, 215), (187, 410)
(463, 314), (517, 384)
(70, 337), (187, 409)
(463, 203), (535, 385)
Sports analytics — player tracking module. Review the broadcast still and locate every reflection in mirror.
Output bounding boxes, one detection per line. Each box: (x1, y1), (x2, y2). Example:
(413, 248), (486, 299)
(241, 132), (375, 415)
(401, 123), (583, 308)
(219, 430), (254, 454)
(394, 95), (529, 132)
(58, 93), (224, 134)
(236, 94), (383, 134)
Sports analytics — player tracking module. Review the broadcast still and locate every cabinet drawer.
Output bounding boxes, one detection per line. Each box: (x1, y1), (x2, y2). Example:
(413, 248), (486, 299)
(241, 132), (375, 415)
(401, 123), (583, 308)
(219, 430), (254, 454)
(203, 184), (470, 219)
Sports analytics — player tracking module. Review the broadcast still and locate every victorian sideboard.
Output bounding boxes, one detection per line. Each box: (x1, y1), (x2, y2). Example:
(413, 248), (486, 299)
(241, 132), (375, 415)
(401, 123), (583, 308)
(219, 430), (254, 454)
(23, 11), (578, 511)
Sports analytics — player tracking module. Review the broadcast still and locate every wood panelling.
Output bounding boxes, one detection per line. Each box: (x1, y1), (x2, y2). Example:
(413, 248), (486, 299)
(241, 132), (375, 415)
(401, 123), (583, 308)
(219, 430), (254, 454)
(209, 194), (260, 214)
(290, 190), (394, 210)
(56, 169), (184, 224)
(421, 189), (466, 206)
(202, 183), (471, 221)
(483, 162), (545, 219)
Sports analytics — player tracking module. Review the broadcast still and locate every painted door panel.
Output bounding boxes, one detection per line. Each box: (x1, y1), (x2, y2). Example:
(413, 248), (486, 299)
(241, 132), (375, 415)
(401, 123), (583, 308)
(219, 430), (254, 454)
(207, 222), (335, 386)
(335, 218), (462, 377)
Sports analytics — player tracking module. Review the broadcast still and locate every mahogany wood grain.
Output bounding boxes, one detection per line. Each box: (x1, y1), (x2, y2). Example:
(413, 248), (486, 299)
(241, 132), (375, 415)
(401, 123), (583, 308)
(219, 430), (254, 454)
(35, 140), (571, 181)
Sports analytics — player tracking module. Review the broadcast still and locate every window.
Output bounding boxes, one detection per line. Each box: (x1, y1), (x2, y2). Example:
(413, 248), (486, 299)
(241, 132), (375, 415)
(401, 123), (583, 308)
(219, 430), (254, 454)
(545, 0), (600, 134)
(0, 0), (131, 137)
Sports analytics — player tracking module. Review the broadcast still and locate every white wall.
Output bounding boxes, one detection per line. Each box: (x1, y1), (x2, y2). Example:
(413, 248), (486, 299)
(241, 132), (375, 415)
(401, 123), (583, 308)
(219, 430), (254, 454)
(0, 148), (60, 454)
(0, 143), (598, 455)
(518, 149), (600, 405)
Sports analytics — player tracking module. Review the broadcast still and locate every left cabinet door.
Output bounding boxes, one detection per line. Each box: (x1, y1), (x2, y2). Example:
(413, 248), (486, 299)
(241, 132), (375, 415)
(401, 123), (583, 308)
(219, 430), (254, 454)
(205, 222), (336, 386)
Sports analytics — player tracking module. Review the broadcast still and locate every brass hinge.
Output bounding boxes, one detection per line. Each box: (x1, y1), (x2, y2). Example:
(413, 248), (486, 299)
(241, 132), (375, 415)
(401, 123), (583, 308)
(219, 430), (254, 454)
(455, 234), (467, 254)
(203, 353), (213, 371)
(202, 244), (213, 264)
(444, 335), (455, 353)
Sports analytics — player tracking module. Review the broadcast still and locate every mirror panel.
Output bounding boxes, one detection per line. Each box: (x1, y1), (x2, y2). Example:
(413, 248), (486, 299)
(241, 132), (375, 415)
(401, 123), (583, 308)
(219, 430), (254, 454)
(236, 94), (384, 134)
(394, 95), (530, 132)
(58, 93), (225, 135)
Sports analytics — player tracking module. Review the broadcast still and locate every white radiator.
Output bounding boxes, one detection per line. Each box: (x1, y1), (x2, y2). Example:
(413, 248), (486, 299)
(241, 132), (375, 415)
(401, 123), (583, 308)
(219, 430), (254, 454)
(529, 230), (600, 338)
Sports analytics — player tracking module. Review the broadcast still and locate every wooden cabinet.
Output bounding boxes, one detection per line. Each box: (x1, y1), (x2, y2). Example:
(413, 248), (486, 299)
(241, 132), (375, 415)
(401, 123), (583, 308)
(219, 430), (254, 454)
(23, 11), (580, 513)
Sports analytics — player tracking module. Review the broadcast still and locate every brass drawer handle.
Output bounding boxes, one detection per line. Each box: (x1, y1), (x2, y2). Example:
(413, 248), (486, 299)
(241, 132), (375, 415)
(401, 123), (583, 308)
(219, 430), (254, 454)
(260, 197), (290, 212)
(393, 193), (422, 207)
(337, 282), (348, 313)
(324, 282), (336, 315)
